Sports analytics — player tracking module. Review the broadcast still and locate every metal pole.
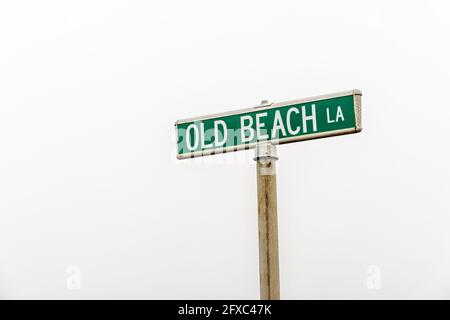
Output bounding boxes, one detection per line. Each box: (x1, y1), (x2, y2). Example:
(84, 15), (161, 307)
(254, 140), (280, 300)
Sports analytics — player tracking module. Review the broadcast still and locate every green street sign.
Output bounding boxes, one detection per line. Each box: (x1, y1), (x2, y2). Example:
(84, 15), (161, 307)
(175, 89), (362, 159)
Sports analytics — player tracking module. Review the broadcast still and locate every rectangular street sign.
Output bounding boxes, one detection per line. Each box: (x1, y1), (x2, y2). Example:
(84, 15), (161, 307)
(175, 89), (362, 159)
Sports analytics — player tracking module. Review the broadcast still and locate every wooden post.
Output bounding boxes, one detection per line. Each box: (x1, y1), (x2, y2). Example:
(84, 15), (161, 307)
(254, 141), (280, 300)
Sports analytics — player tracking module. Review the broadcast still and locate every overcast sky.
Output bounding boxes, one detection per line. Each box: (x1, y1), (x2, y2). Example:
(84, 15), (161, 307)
(1, 0), (450, 299)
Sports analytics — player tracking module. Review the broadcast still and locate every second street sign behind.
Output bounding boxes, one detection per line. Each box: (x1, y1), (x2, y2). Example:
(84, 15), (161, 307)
(175, 89), (362, 159)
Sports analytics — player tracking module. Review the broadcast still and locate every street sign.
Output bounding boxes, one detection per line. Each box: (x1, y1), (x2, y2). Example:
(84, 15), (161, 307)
(174, 89), (363, 299)
(175, 89), (362, 159)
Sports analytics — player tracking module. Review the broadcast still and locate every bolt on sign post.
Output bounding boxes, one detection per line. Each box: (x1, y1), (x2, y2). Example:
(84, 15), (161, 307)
(175, 90), (362, 299)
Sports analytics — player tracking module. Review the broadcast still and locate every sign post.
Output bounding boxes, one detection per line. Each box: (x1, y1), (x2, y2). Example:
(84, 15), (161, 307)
(254, 140), (280, 300)
(175, 90), (362, 299)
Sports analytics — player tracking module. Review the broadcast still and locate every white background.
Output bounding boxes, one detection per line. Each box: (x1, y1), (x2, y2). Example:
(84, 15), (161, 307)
(1, 0), (450, 299)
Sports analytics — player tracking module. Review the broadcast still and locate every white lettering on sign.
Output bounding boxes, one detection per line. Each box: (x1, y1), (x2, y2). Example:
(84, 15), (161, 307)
(185, 104), (320, 150)
(336, 106), (345, 122)
(214, 120), (227, 147)
(327, 106), (345, 123)
(200, 122), (213, 149)
(241, 115), (254, 143)
(327, 108), (334, 123)
(271, 110), (287, 139)
(256, 112), (269, 140)
(302, 104), (317, 133)
(186, 123), (199, 151)
(286, 107), (301, 135)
